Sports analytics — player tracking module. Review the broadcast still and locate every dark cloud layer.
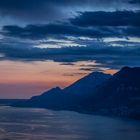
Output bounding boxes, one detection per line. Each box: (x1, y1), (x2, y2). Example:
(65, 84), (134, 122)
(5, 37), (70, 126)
(0, 0), (130, 10)
(1, 10), (139, 40)
(70, 11), (140, 27)
(2, 24), (109, 39)
(0, 43), (140, 69)
(2, 24), (140, 40)
(0, 0), (139, 70)
(0, 0), (138, 24)
(129, 0), (140, 4)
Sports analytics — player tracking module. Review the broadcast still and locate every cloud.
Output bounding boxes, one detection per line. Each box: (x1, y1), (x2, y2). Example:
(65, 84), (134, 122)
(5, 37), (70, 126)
(0, 2), (139, 70)
(129, 0), (140, 4)
(1, 10), (139, 41)
(70, 11), (140, 27)
(60, 62), (75, 66)
(79, 67), (108, 72)
(0, 42), (139, 69)
(123, 26), (140, 37)
(1, 24), (119, 39)
(0, 0), (59, 23)
(0, 0), (137, 24)
(2, 23), (140, 41)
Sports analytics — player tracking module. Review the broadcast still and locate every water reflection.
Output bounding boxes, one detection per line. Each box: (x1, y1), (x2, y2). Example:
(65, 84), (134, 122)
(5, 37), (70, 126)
(0, 106), (140, 140)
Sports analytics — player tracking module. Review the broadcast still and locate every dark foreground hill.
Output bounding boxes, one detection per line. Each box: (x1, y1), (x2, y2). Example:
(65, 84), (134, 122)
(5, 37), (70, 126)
(84, 67), (140, 119)
(12, 67), (140, 119)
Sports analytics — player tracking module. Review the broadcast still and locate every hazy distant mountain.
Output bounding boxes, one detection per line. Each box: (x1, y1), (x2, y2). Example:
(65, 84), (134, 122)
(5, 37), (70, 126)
(12, 87), (62, 108)
(12, 67), (140, 119)
(0, 99), (26, 106)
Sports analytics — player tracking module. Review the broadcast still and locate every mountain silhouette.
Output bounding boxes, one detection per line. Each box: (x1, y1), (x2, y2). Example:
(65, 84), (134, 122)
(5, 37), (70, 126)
(86, 67), (140, 119)
(12, 67), (140, 119)
(62, 72), (111, 109)
(12, 72), (111, 109)
(64, 72), (111, 95)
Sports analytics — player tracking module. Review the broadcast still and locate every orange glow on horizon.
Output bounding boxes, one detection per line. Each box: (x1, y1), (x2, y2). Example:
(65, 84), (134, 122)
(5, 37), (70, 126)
(0, 60), (117, 98)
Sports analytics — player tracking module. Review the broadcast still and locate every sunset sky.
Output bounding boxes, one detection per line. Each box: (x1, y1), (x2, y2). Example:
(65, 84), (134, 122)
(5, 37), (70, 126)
(0, 0), (139, 98)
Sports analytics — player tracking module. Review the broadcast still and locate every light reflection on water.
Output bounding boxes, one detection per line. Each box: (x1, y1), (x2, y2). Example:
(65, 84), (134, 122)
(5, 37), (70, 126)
(0, 106), (140, 140)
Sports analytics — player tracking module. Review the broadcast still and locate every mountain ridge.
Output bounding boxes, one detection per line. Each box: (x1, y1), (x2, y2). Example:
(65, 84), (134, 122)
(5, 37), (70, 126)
(12, 67), (140, 119)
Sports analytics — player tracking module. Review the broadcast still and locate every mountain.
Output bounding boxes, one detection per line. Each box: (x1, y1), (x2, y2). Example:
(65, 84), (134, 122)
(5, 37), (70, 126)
(62, 72), (111, 109)
(12, 72), (111, 109)
(0, 99), (27, 106)
(13, 87), (65, 109)
(12, 67), (140, 119)
(64, 72), (111, 95)
(86, 67), (140, 119)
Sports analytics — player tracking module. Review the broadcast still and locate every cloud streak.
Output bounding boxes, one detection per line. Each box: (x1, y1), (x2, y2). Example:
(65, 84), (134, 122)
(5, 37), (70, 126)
(2, 24), (140, 41)
(0, 42), (139, 69)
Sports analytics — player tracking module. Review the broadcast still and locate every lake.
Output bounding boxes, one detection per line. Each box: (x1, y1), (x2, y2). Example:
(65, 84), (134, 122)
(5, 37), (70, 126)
(0, 106), (140, 140)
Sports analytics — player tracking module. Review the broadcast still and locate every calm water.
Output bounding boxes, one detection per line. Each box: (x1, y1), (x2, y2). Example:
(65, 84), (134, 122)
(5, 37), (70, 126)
(0, 106), (140, 140)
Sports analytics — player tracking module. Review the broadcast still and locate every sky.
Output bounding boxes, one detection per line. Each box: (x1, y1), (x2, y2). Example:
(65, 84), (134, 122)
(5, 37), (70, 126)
(0, 0), (140, 98)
